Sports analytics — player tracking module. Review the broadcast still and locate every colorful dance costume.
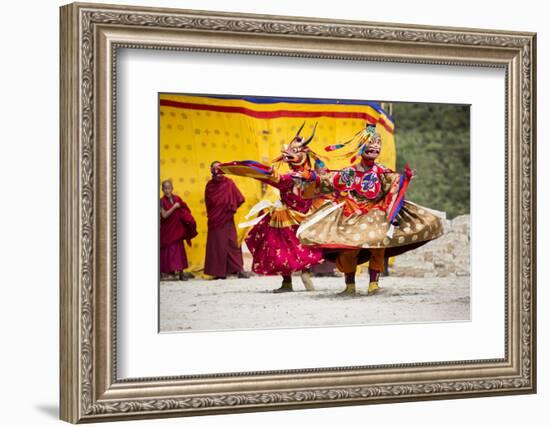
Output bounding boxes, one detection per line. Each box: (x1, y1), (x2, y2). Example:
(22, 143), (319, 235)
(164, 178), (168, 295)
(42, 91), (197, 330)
(297, 123), (444, 295)
(218, 123), (325, 292)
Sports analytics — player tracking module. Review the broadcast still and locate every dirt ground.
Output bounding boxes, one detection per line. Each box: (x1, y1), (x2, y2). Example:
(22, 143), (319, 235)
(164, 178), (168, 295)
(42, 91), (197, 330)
(159, 274), (470, 332)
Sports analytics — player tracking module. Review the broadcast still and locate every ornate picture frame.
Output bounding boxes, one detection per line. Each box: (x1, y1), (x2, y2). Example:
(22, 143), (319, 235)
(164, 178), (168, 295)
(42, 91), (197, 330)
(59, 2), (536, 423)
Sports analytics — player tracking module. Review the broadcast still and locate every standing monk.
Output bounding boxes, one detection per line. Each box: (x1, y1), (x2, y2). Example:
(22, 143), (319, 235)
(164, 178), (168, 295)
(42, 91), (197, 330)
(204, 161), (250, 279)
(160, 180), (198, 281)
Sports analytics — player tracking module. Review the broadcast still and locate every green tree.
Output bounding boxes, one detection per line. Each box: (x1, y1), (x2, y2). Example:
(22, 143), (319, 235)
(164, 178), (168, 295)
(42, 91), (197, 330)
(391, 103), (470, 219)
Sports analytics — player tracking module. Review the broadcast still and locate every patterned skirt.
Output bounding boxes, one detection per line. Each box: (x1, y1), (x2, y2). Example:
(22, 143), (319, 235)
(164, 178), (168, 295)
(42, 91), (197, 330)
(244, 207), (324, 276)
(297, 200), (444, 260)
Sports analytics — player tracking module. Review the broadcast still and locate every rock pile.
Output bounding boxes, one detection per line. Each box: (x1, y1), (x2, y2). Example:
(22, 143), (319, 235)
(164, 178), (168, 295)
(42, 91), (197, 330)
(389, 214), (470, 278)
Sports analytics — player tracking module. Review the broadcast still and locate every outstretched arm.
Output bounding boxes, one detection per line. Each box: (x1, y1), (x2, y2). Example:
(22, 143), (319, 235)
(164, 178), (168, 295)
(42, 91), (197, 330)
(293, 168), (354, 199)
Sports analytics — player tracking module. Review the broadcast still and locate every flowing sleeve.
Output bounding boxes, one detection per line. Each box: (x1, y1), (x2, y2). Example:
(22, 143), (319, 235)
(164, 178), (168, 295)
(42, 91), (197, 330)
(218, 160), (280, 185)
(381, 165), (413, 223)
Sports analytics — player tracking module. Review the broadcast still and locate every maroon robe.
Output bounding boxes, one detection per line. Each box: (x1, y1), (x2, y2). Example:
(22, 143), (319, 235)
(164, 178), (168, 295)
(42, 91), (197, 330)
(204, 176), (245, 277)
(159, 195), (197, 274)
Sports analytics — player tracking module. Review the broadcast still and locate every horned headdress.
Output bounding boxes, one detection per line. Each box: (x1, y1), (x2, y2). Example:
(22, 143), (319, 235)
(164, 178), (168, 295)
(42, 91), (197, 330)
(325, 123), (381, 164)
(272, 122), (329, 172)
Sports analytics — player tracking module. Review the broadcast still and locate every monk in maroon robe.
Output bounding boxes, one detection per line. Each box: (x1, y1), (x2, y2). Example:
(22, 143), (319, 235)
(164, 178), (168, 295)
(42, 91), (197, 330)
(204, 161), (249, 279)
(160, 180), (197, 281)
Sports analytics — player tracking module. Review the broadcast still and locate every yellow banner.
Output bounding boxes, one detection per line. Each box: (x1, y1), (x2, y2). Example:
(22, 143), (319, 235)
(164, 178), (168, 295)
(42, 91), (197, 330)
(159, 94), (396, 273)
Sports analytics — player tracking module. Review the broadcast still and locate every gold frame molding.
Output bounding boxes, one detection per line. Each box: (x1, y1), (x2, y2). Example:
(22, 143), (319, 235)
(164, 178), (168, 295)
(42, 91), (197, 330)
(60, 2), (537, 423)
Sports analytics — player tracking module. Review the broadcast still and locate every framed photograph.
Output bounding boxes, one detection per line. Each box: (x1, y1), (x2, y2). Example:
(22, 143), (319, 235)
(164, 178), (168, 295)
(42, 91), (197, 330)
(60, 2), (537, 423)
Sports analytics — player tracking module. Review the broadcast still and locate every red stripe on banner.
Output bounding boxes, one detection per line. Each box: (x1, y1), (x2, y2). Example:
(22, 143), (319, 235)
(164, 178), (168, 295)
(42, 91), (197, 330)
(160, 100), (394, 133)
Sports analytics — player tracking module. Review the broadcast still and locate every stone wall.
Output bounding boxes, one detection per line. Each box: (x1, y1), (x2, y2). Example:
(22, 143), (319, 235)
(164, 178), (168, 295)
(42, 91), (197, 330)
(389, 214), (470, 278)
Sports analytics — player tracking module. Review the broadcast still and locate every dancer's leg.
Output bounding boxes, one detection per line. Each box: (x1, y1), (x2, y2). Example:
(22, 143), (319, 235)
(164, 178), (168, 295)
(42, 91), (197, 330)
(273, 274), (293, 293)
(335, 250), (360, 294)
(300, 269), (315, 291)
(368, 248), (385, 295)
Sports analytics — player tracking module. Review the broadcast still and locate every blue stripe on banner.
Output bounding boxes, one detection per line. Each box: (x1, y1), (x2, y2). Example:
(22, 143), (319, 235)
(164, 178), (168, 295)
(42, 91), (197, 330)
(190, 94), (395, 124)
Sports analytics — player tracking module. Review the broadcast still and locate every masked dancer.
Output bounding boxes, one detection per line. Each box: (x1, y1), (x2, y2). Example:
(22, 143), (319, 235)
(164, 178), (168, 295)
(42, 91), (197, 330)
(215, 123), (326, 293)
(296, 122), (444, 295)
